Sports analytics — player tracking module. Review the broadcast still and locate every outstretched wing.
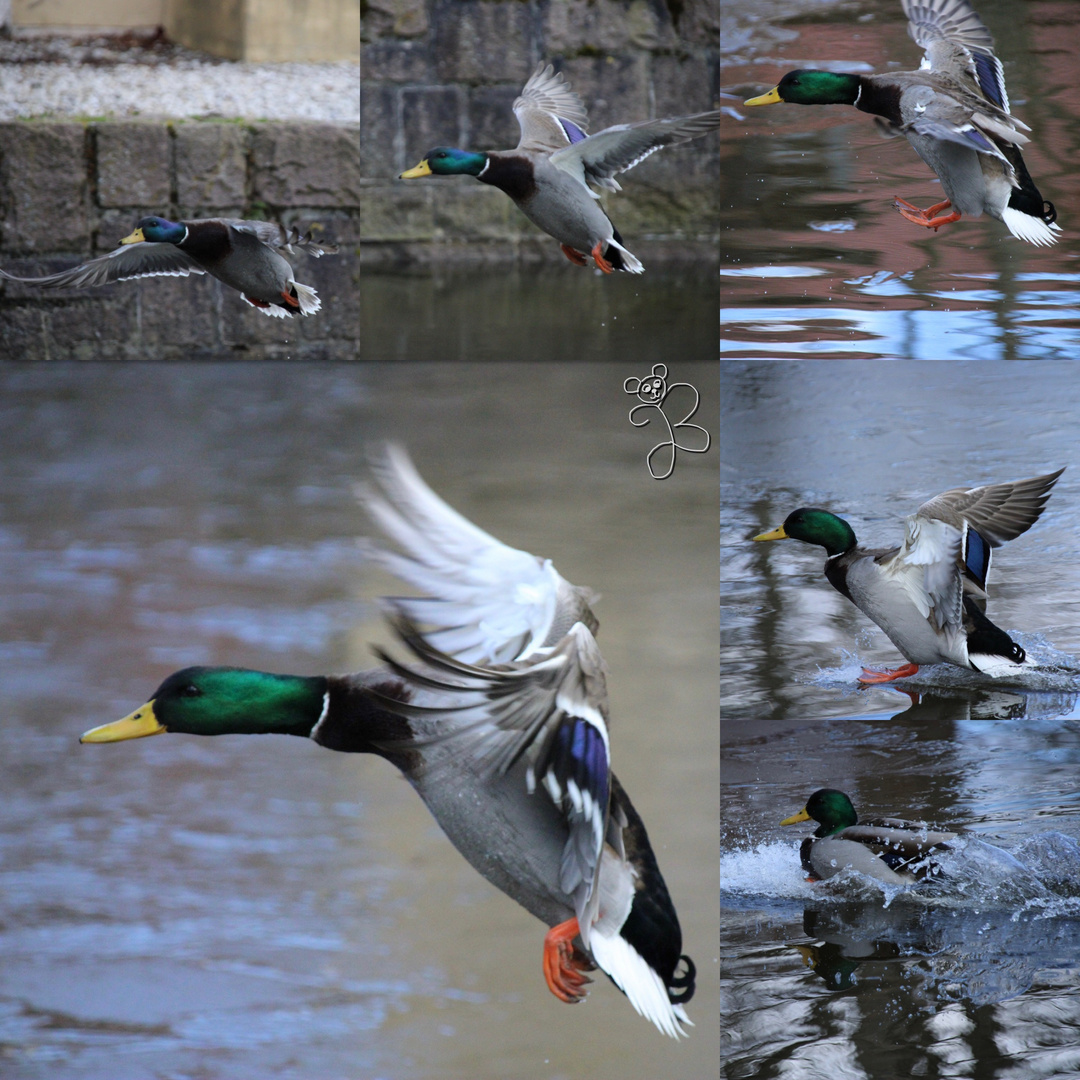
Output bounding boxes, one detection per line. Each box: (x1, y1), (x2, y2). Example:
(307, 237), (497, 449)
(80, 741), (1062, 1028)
(359, 445), (597, 664)
(220, 219), (339, 257)
(514, 62), (591, 153)
(550, 111), (721, 192)
(882, 468), (1064, 628)
(0, 244), (204, 289)
(916, 469), (1065, 548)
(375, 611), (612, 942)
(902, 0), (1018, 117)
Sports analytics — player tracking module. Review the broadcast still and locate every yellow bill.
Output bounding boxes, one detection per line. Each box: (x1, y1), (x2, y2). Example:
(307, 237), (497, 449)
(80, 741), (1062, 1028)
(744, 87), (783, 106)
(399, 160), (432, 179)
(80, 701), (166, 743)
(753, 524), (789, 541)
(119, 227), (146, 245)
(780, 806), (811, 826)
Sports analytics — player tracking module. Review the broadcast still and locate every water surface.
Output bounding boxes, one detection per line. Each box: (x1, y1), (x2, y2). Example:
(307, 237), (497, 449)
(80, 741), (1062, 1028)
(0, 362), (720, 1079)
(720, 0), (1080, 361)
(722, 361), (1080, 1076)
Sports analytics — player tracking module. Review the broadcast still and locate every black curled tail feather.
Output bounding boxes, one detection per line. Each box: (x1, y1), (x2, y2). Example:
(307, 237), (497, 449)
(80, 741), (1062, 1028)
(963, 596), (1025, 664)
(1043, 200), (1058, 225)
(668, 954), (696, 1005)
(608, 774), (691, 1001)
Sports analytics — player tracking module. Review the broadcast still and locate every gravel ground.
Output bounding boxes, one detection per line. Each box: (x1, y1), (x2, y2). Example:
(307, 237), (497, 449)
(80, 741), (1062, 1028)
(0, 29), (359, 122)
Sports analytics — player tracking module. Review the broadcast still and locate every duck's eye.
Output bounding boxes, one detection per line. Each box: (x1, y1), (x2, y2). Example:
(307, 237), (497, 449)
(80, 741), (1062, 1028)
(181, 684), (202, 698)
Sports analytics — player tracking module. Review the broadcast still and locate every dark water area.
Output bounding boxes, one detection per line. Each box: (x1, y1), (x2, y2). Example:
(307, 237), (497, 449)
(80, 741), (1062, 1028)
(0, 362), (720, 1078)
(0, 262), (720, 362)
(360, 265), (720, 363)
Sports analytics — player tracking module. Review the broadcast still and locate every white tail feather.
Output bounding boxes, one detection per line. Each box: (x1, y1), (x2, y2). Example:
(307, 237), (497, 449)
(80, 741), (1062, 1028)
(293, 280), (322, 314)
(1000, 206), (1062, 247)
(588, 931), (691, 1038)
(606, 236), (644, 274)
(968, 651), (1035, 678)
(244, 294), (292, 318)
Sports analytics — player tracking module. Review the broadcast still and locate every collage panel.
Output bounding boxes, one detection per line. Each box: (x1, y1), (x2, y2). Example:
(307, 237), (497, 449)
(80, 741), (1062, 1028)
(722, 0), (1080, 1074)
(0, 2), (722, 1076)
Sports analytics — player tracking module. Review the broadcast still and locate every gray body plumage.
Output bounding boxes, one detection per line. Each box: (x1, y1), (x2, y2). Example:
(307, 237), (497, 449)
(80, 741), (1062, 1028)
(829, 469), (1063, 671)
(804, 820), (956, 884)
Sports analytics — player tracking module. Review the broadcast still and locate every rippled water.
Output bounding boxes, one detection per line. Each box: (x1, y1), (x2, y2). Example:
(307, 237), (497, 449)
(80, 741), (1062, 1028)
(0, 363), (719, 1079)
(720, 0), (1080, 1071)
(721, 358), (1080, 1075)
(720, 0), (1080, 362)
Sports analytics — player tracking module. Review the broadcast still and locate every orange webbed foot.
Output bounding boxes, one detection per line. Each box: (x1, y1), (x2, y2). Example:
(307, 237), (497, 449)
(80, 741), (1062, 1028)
(857, 663), (920, 685)
(280, 289), (301, 309)
(542, 918), (596, 1004)
(590, 241), (615, 274)
(243, 295), (272, 309)
(560, 243), (588, 266)
(893, 197), (962, 232)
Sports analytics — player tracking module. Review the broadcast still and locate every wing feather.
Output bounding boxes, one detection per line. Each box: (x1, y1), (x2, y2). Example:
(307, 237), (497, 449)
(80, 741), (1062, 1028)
(359, 445), (596, 664)
(514, 63), (591, 153)
(0, 244), (204, 289)
(373, 611), (612, 941)
(550, 111), (721, 193)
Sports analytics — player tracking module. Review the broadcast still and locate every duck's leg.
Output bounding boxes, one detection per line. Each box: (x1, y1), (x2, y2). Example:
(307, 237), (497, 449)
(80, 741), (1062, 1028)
(893, 197), (963, 232)
(542, 918), (595, 1003)
(590, 242), (615, 274)
(243, 295), (272, 309)
(280, 290), (301, 308)
(857, 663), (920, 684)
(560, 244), (588, 266)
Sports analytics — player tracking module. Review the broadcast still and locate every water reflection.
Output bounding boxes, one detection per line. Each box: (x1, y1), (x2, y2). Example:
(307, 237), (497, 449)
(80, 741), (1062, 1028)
(722, 359), (1080, 1074)
(719, 0), (1080, 362)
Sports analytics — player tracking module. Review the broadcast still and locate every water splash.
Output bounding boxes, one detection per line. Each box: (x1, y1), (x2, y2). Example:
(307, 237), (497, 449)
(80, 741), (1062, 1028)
(722, 831), (1080, 914)
(799, 635), (1080, 694)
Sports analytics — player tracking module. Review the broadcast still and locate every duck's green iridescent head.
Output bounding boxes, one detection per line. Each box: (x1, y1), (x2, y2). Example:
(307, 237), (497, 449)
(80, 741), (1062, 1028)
(745, 70), (863, 107)
(80, 666), (328, 743)
(780, 789), (858, 837)
(753, 508), (857, 557)
(121, 216), (187, 246)
(400, 148), (489, 179)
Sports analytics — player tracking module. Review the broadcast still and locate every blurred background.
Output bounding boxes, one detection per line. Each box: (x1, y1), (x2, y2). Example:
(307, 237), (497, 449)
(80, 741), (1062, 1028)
(0, 361), (720, 1079)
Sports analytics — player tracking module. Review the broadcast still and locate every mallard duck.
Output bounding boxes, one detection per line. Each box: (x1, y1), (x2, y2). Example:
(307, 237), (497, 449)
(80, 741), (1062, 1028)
(80, 447), (695, 1038)
(781, 789), (955, 885)
(0, 216), (338, 317)
(744, 0), (1061, 246)
(399, 62), (721, 273)
(753, 469), (1064, 683)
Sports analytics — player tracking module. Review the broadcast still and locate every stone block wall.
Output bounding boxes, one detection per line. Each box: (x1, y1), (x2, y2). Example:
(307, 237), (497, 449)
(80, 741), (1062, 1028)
(0, 119), (362, 358)
(360, 0), (721, 267)
(0, 119), (362, 256)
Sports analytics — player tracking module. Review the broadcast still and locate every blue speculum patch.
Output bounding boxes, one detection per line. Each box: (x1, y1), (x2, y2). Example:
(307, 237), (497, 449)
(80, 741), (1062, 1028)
(560, 118), (588, 144)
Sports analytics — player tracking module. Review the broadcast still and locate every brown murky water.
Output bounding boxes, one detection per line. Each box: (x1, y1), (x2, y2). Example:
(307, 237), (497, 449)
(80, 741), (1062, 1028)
(0, 362), (719, 1079)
